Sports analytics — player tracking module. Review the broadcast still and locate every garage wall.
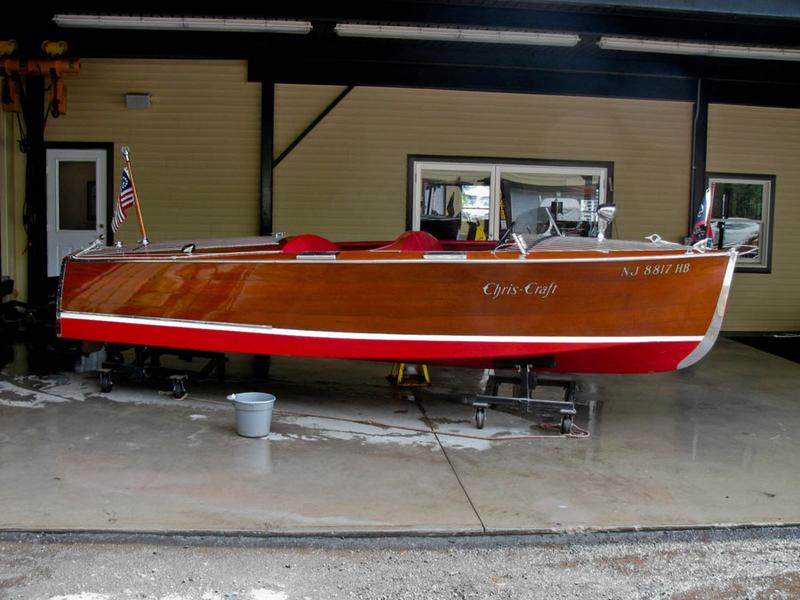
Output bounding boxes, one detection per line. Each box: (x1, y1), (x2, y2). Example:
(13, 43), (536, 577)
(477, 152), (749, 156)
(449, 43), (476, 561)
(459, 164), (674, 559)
(46, 59), (262, 243)
(273, 85), (694, 243)
(709, 104), (800, 332)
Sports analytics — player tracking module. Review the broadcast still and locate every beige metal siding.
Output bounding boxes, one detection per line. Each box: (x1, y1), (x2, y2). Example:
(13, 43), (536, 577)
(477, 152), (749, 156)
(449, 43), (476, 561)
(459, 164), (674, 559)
(46, 59), (261, 243)
(709, 104), (800, 331)
(273, 85), (693, 242)
(1, 113), (27, 300)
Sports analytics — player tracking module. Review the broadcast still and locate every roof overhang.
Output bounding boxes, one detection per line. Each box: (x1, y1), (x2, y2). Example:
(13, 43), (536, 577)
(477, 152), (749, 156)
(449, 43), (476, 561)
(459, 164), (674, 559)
(5, 3), (800, 107)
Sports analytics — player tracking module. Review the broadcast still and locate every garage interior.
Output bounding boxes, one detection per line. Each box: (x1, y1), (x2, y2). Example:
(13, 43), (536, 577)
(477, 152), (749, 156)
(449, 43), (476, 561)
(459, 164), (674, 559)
(1, 0), (800, 542)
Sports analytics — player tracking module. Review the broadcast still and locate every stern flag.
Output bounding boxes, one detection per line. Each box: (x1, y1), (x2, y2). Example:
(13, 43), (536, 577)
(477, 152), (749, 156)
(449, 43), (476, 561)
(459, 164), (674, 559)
(111, 167), (135, 233)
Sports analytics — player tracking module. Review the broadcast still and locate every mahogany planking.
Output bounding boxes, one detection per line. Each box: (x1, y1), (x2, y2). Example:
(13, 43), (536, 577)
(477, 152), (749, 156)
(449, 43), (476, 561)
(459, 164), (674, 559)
(60, 251), (729, 338)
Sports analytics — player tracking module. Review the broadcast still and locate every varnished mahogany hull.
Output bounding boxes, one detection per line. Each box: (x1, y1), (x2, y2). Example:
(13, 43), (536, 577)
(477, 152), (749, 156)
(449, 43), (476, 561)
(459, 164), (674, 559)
(58, 244), (736, 373)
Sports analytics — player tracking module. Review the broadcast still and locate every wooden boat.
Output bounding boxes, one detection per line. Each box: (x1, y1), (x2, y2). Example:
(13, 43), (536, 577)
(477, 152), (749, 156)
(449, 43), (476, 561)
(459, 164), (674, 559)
(57, 229), (736, 374)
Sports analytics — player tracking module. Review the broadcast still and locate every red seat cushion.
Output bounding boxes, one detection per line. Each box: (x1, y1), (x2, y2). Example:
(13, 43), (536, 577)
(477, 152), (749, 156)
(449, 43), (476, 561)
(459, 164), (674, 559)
(376, 231), (444, 252)
(281, 234), (339, 253)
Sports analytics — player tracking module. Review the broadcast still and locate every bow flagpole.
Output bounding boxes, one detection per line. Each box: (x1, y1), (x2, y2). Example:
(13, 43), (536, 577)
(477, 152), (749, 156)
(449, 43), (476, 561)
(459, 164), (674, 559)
(118, 146), (149, 245)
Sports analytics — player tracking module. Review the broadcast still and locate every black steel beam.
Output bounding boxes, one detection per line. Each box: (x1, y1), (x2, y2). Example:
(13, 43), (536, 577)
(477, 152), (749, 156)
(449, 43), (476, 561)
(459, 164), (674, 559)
(260, 81), (274, 236)
(20, 25), (800, 86)
(705, 79), (800, 109)
(689, 79), (709, 239)
(257, 33), (800, 81)
(19, 75), (47, 305)
(252, 57), (699, 102)
(273, 86), (354, 168)
(538, 0), (800, 19)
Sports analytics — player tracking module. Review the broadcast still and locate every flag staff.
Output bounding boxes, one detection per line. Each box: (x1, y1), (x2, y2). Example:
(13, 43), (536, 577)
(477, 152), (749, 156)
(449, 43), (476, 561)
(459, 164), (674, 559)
(121, 146), (149, 245)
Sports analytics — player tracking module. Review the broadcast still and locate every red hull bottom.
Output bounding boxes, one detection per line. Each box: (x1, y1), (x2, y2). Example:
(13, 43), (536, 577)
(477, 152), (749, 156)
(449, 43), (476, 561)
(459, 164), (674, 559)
(60, 316), (700, 374)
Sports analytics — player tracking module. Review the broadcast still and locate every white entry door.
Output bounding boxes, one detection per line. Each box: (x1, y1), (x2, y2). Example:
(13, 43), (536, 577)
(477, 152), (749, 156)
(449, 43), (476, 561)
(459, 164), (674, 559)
(46, 148), (108, 277)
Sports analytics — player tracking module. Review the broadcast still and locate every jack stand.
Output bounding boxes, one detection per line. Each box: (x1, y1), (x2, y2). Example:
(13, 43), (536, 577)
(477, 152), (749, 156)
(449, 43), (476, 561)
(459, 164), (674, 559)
(388, 363), (431, 387)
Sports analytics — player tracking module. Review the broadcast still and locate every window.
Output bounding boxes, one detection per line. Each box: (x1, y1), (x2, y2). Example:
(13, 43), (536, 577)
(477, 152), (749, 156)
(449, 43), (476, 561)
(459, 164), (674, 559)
(410, 157), (612, 240)
(707, 174), (775, 272)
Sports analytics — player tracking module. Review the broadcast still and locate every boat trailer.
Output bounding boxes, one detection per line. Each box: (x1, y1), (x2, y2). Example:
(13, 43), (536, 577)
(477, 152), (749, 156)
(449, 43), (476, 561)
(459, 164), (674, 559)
(97, 344), (227, 398)
(473, 363), (578, 433)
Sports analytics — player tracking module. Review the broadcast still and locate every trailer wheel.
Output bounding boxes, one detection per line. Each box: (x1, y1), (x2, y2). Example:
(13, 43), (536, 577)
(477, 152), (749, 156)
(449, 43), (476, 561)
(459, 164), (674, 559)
(560, 415), (573, 434)
(475, 407), (486, 430)
(171, 375), (187, 399)
(99, 371), (113, 393)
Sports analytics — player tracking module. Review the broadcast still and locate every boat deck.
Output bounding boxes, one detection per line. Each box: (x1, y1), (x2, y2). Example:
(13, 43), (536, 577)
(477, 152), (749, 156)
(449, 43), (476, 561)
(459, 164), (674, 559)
(74, 232), (692, 262)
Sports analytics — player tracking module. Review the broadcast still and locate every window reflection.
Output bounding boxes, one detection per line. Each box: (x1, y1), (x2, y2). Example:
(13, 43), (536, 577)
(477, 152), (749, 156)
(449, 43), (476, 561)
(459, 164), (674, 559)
(500, 172), (601, 239)
(710, 180), (767, 263)
(415, 161), (609, 241)
(420, 169), (491, 240)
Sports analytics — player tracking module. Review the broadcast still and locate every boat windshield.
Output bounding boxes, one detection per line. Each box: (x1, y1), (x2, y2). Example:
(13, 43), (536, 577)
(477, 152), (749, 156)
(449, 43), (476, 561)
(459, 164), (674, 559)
(496, 206), (562, 249)
(511, 205), (561, 236)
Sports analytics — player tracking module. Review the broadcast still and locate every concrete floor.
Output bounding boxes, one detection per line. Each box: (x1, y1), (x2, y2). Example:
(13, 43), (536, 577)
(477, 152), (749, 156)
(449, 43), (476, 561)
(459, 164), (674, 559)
(0, 338), (798, 535)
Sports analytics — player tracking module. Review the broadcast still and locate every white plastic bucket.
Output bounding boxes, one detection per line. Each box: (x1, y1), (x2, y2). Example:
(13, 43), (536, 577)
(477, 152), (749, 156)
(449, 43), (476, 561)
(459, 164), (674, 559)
(227, 392), (276, 438)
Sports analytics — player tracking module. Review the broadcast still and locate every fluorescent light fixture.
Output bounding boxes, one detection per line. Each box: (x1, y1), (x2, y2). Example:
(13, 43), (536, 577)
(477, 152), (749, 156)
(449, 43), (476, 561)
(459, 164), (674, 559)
(598, 36), (800, 62)
(53, 14), (313, 34)
(335, 23), (580, 47)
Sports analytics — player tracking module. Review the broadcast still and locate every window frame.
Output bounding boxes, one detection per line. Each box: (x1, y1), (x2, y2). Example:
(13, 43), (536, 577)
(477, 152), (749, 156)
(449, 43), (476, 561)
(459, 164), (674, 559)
(407, 155), (614, 238)
(706, 172), (776, 274)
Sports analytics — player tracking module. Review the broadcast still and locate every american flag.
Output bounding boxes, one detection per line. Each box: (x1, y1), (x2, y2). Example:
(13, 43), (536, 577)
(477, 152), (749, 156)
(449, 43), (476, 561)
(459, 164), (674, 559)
(111, 167), (135, 233)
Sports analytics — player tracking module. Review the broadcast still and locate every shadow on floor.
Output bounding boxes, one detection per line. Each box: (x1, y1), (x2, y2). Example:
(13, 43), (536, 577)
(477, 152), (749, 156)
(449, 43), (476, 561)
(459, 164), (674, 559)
(727, 334), (800, 364)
